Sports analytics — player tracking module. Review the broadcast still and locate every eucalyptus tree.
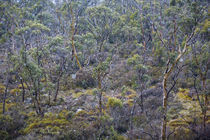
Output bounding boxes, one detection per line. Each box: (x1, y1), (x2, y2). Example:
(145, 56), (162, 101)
(85, 5), (119, 114)
(187, 23), (209, 138)
(55, 0), (92, 70)
(127, 54), (151, 130)
(150, 1), (207, 139)
(8, 0), (53, 115)
(47, 35), (68, 102)
(0, 0), (20, 114)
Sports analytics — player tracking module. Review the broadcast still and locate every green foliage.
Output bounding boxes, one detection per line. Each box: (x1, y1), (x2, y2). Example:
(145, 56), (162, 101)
(23, 111), (70, 135)
(127, 54), (140, 66)
(127, 54), (149, 71)
(127, 54), (150, 89)
(0, 115), (13, 139)
(177, 88), (192, 101)
(0, 83), (5, 93)
(0, 0), (208, 139)
(121, 86), (136, 97)
(18, 83), (28, 89)
(0, 108), (25, 139)
(10, 88), (21, 94)
(201, 19), (210, 33)
(85, 88), (98, 96)
(48, 35), (64, 47)
(154, 46), (166, 66)
(0, 102), (16, 114)
(93, 57), (112, 79)
(108, 126), (126, 140)
(95, 57), (111, 72)
(107, 97), (123, 108)
(168, 88), (205, 136)
(72, 91), (84, 98)
(15, 20), (50, 35)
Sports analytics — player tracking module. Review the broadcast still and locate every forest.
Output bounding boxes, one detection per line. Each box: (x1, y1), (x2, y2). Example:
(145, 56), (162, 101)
(0, 0), (209, 139)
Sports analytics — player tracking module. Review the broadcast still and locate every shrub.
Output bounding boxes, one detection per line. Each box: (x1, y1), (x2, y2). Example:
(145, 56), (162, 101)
(107, 97), (123, 108)
(22, 110), (71, 135)
(10, 88), (21, 95)
(18, 83), (28, 89)
(0, 112), (25, 139)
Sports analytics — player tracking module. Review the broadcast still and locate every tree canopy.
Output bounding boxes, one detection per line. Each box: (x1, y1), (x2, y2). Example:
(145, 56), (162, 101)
(0, 0), (209, 139)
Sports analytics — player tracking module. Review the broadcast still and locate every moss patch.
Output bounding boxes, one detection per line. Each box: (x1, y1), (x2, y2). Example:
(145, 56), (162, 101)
(72, 92), (84, 98)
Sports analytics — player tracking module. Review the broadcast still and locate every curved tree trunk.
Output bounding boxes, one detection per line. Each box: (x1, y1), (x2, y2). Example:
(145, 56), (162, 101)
(70, 4), (82, 70)
(161, 73), (169, 140)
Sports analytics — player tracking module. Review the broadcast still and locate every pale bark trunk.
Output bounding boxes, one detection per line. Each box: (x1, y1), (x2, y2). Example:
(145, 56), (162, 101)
(70, 4), (82, 70)
(161, 44), (187, 140)
(161, 74), (169, 140)
(154, 23), (195, 140)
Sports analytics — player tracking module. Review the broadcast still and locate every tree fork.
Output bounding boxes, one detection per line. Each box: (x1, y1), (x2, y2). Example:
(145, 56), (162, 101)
(160, 30), (195, 140)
